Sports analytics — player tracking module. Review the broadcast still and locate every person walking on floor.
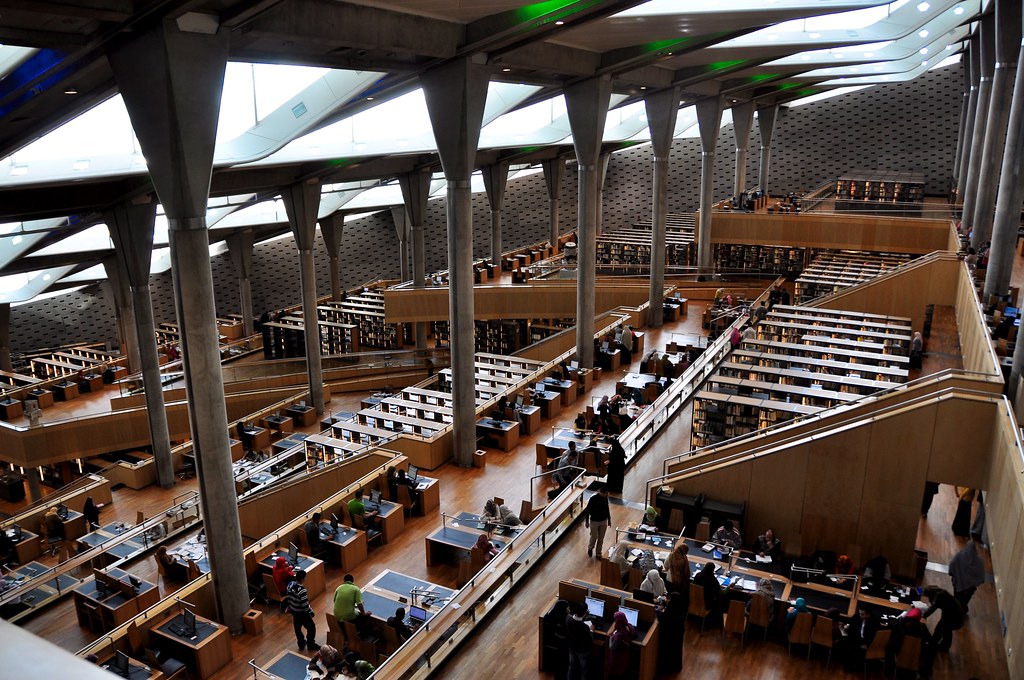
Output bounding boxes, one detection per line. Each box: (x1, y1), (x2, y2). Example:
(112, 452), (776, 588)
(284, 569), (316, 650)
(584, 484), (611, 558)
(949, 532), (986, 615)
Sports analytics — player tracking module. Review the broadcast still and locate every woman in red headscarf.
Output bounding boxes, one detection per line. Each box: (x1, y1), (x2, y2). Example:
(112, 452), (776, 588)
(272, 555), (295, 595)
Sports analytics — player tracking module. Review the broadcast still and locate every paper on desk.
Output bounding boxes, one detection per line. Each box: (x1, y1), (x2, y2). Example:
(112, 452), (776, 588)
(740, 579), (758, 591)
(630, 549), (643, 556)
(755, 554), (772, 564)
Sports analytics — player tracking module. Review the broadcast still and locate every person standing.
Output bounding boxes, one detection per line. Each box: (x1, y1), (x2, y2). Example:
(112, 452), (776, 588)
(657, 591), (686, 674)
(605, 437), (626, 494)
(920, 481), (940, 517)
(664, 542), (691, 595)
(620, 325), (634, 364)
(949, 533), (986, 615)
(951, 487), (975, 537)
(82, 496), (103, 531)
(565, 601), (593, 680)
(583, 485), (611, 558)
(922, 586), (964, 652)
(283, 570), (316, 650)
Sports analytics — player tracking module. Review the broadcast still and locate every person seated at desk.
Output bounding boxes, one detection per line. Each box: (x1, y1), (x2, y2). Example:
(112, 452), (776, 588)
(482, 499), (522, 527)
(387, 606), (413, 642)
(83, 496), (104, 531)
(694, 562), (722, 622)
(835, 554), (855, 575)
(348, 489), (380, 530)
(573, 413), (588, 431)
(155, 546), (189, 582)
(753, 528), (781, 561)
(746, 578), (776, 619)
(711, 520), (742, 551)
(837, 604), (878, 669)
(607, 541), (632, 588)
(640, 568), (668, 604)
(638, 506), (659, 532)
(552, 448), (579, 493)
(307, 645), (342, 676)
(863, 554), (892, 586)
(42, 507), (65, 540)
(343, 651), (375, 680)
(304, 512), (328, 560)
(587, 415), (603, 434)
(785, 597), (809, 631)
(887, 607), (935, 675)
(475, 533), (499, 562)
(272, 556), (295, 597)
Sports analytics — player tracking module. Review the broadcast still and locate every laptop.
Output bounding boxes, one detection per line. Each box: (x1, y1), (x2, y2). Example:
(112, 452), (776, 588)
(407, 605), (428, 628)
(367, 489), (383, 511)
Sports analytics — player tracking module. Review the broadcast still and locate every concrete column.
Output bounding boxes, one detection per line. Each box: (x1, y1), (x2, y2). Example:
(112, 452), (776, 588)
(985, 37), (1024, 300)
(965, 13), (996, 246)
(107, 17), (249, 632)
(282, 179), (326, 416)
(957, 39), (982, 201)
(399, 169), (431, 350)
(105, 199), (175, 489)
(421, 58), (490, 467)
(226, 229), (255, 336)
(391, 206), (410, 282)
(756, 103), (778, 193)
(645, 87), (682, 328)
(100, 258), (141, 374)
(565, 77), (613, 369)
(0, 304), (10, 372)
(971, 0), (1022, 246)
(26, 472), (41, 502)
(951, 61), (971, 188)
(319, 213), (345, 302)
(482, 162), (509, 263)
(596, 153), (611, 236)
(543, 158), (565, 246)
(696, 96), (725, 271)
(731, 102), (755, 198)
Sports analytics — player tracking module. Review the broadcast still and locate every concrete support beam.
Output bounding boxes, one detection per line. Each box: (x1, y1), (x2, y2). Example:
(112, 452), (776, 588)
(543, 158), (565, 246)
(696, 96), (725, 271)
(957, 38), (982, 202)
(596, 152), (611, 236)
(985, 34), (1024, 301)
(644, 86), (681, 328)
(100, 257), (140, 374)
(26, 472), (41, 502)
(565, 76), (613, 370)
(399, 169), (431, 350)
(282, 179), (326, 416)
(107, 17), (249, 632)
(105, 198), (174, 489)
(319, 212), (345, 302)
(226, 229), (255, 336)
(731, 102), (755, 198)
(951, 59), (971, 188)
(756, 103), (778, 193)
(421, 58), (490, 468)
(965, 12), (996, 245)
(0, 304), (11, 372)
(391, 206), (410, 282)
(482, 162), (509, 264)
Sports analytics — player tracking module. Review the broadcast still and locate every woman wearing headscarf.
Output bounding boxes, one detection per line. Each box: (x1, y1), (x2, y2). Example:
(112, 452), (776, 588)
(272, 555), (294, 595)
(746, 578), (775, 621)
(307, 645), (341, 674)
(640, 568), (667, 602)
(663, 542), (691, 594)
(605, 437), (626, 494)
(656, 592), (686, 674)
(482, 499), (522, 526)
(542, 600), (570, 680)
(606, 611), (636, 679)
(474, 533), (499, 561)
(638, 505), (658, 531)
(607, 541), (632, 588)
(785, 597), (809, 630)
(343, 651), (375, 679)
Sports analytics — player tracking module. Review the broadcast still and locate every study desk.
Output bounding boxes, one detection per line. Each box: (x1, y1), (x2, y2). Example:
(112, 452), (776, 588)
(285, 404), (317, 427)
(597, 347), (622, 371)
(98, 653), (164, 679)
(364, 498), (405, 544)
(76, 523), (146, 563)
(26, 388), (54, 408)
(150, 611), (233, 679)
(168, 537), (210, 573)
(410, 475), (440, 515)
(6, 526), (41, 564)
(0, 561), (80, 618)
(515, 404), (542, 434)
(78, 373), (104, 393)
(318, 523), (367, 571)
(240, 425), (271, 451)
(618, 372), (660, 391)
(365, 569), (455, 610)
(476, 417), (520, 451)
(531, 390), (561, 419)
(52, 380), (79, 401)
(261, 650), (309, 680)
(57, 509), (87, 541)
(540, 377), (577, 407)
(783, 581), (856, 618)
(424, 525), (510, 566)
(259, 551), (326, 597)
(539, 429), (610, 474)
(264, 414), (294, 434)
(0, 398), (22, 420)
(452, 511), (525, 538)
(73, 570), (160, 633)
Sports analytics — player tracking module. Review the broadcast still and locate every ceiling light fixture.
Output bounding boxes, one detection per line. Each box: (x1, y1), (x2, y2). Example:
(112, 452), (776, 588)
(918, 29), (929, 38)
(502, 67), (511, 72)
(63, 87), (78, 95)
(953, 5), (964, 15)
(554, 20), (564, 25)
(920, 47), (929, 54)
(916, 2), (929, 11)
(864, 52), (874, 57)
(366, 96), (374, 101)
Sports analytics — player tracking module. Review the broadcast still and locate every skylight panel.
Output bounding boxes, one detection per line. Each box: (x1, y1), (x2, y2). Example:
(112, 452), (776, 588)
(4, 95), (138, 164)
(32, 224), (112, 256)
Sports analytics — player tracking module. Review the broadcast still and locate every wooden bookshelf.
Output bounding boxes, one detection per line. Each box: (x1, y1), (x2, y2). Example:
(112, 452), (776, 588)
(794, 250), (913, 302)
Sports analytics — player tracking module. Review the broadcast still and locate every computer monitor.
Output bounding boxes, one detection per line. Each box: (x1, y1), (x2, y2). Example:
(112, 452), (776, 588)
(408, 465), (420, 483)
(601, 341), (610, 352)
(585, 596), (605, 619)
(183, 607), (197, 635)
(95, 578), (108, 596)
(331, 513), (339, 532)
(111, 650), (131, 678)
(370, 489), (382, 505)
(569, 361), (579, 371)
(57, 503), (68, 520)
(288, 542), (299, 565)
(128, 575), (142, 592)
(618, 605), (639, 628)
(409, 605), (428, 623)
(11, 524), (21, 541)
(514, 395), (524, 408)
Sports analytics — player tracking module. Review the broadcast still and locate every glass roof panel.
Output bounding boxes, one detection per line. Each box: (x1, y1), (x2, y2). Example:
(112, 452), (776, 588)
(32, 224), (111, 256)
(0, 45), (37, 80)
(614, 0), (894, 17)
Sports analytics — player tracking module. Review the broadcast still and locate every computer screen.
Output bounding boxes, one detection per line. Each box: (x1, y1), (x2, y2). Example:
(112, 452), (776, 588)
(112, 650), (130, 677)
(569, 361), (579, 371)
(95, 578), (108, 595)
(585, 596), (605, 619)
(331, 513), (339, 532)
(128, 575), (142, 591)
(11, 524), (21, 541)
(601, 341), (610, 352)
(515, 395), (524, 408)
(183, 608), (197, 634)
(57, 503), (68, 519)
(618, 606), (639, 628)
(288, 542), (299, 565)
(370, 489), (382, 505)
(408, 465), (420, 483)
(409, 605), (428, 622)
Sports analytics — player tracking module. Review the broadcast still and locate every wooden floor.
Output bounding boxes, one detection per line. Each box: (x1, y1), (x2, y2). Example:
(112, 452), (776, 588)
(9, 262), (1013, 680)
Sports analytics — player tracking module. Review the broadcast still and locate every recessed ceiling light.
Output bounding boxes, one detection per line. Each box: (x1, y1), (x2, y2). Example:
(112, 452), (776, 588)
(918, 29), (929, 38)
(366, 96), (374, 101)
(850, 66), (859, 72)
(354, 143), (365, 151)
(953, 5), (964, 15)
(502, 67), (511, 72)
(920, 47), (929, 54)
(874, 65), (884, 71)
(42, 274), (51, 282)
(945, 44), (954, 50)
(765, 34), (779, 41)
(833, 53), (844, 59)
(12, 235), (23, 245)
(922, 60), (929, 66)
(640, 86), (647, 90)
(917, 2), (929, 11)
(63, 87), (78, 95)
(554, 20), (564, 25)
(808, 33), (821, 39)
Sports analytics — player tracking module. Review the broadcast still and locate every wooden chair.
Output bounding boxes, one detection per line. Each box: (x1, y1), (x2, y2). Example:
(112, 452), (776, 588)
(809, 615), (834, 666)
(667, 508), (685, 535)
(457, 559), (475, 588)
(396, 485), (415, 515)
(695, 518), (710, 543)
(724, 599), (747, 643)
(893, 634), (922, 678)
(80, 600), (104, 634)
(143, 646), (187, 679)
(262, 572), (283, 605)
(39, 523), (63, 557)
(493, 496), (505, 506)
(352, 513), (383, 548)
(688, 583), (712, 632)
(863, 628), (891, 677)
(186, 559), (201, 581)
(787, 612), (813, 655)
(535, 443), (549, 471)
(296, 527), (312, 556)
(519, 500), (536, 523)
(379, 622), (402, 656)
(342, 619), (380, 660)
(599, 557), (624, 589)
(325, 613), (345, 649)
(746, 595), (772, 642)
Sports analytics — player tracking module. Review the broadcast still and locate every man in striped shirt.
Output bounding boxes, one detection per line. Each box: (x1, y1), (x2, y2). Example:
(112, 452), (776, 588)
(284, 569), (316, 650)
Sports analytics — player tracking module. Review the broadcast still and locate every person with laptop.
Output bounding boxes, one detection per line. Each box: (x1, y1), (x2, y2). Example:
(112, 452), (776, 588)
(283, 569), (316, 651)
(386, 606), (412, 642)
(348, 489), (381, 531)
(606, 610), (636, 680)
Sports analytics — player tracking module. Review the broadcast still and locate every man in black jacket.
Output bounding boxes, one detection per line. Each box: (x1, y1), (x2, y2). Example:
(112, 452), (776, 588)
(565, 601), (593, 680)
(923, 586), (964, 651)
(584, 485), (611, 558)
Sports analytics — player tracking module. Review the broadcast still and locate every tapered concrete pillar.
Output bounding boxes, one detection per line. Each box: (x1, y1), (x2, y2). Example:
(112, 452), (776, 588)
(971, 0), (1022, 246)
(543, 158), (565, 246)
(985, 36), (1024, 299)
(756, 104), (778, 193)
(965, 13), (996, 246)
(106, 198), (174, 489)
(399, 169), (431, 350)
(952, 61), (971, 188)
(319, 213), (345, 302)
(26, 472), (41, 502)
(0, 304), (10, 372)
(596, 153), (611, 236)
(696, 96), (725, 271)
(483, 162), (509, 263)
(565, 77), (613, 370)
(226, 229), (255, 336)
(100, 258), (141, 374)
(107, 17), (248, 632)
(731, 102), (755, 198)
(645, 87), (682, 328)
(282, 179), (326, 416)
(391, 206), (410, 282)
(421, 59), (490, 467)
(957, 39), (982, 202)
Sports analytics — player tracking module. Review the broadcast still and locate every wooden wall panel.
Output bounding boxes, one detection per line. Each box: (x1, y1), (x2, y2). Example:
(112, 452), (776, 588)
(801, 432), (869, 520)
(863, 408), (935, 506)
(927, 397), (998, 488)
(746, 450), (808, 552)
(855, 499), (920, 576)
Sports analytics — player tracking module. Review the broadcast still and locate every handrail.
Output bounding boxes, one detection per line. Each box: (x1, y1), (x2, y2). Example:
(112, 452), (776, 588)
(247, 659), (279, 679)
(0, 473), (114, 529)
